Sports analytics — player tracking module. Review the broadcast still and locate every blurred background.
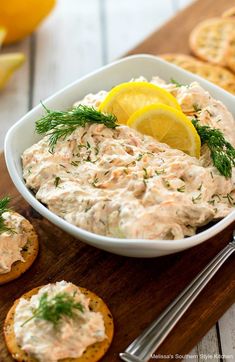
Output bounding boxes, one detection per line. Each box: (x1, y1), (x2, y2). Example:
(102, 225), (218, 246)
(0, 0), (192, 148)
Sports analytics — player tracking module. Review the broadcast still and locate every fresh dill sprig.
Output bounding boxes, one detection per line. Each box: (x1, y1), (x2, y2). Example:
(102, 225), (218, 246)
(36, 104), (118, 152)
(54, 176), (61, 187)
(0, 196), (14, 234)
(170, 78), (183, 87)
(155, 169), (166, 175)
(143, 167), (148, 179)
(193, 103), (201, 112)
(177, 185), (185, 193)
(192, 193), (202, 204)
(22, 291), (84, 328)
(192, 119), (235, 178)
(223, 193), (234, 205)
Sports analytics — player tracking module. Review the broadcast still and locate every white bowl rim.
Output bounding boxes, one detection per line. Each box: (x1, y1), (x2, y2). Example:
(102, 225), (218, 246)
(4, 54), (235, 253)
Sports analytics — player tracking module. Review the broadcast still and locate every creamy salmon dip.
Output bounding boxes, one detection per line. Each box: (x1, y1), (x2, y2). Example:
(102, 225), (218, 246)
(14, 281), (106, 362)
(22, 77), (235, 240)
(0, 212), (27, 274)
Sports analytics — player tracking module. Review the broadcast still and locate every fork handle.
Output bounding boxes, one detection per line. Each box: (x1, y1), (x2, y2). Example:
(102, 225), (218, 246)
(120, 242), (235, 362)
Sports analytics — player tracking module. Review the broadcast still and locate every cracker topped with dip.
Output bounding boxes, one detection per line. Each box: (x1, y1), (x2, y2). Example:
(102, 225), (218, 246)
(4, 280), (114, 362)
(0, 196), (38, 285)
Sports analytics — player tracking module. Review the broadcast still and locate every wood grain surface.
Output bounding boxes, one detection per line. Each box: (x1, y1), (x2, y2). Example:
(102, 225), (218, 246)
(127, 0), (235, 56)
(0, 153), (234, 362)
(1, 0), (235, 361)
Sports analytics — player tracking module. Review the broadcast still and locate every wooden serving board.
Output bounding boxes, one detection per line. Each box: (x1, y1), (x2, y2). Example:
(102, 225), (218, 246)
(1, 0), (235, 361)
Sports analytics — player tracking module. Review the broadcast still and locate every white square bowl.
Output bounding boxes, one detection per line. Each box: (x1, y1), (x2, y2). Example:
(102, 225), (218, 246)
(4, 55), (235, 257)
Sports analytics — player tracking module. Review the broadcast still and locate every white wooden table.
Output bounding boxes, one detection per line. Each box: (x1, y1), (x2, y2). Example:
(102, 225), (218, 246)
(0, 0), (234, 360)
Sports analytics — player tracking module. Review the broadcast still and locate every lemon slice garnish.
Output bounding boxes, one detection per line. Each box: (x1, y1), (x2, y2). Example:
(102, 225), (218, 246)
(127, 104), (201, 158)
(99, 82), (181, 124)
(0, 53), (25, 89)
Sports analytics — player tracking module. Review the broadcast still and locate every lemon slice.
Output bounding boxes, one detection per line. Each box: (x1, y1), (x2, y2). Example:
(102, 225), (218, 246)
(0, 53), (25, 89)
(99, 82), (181, 124)
(127, 104), (201, 158)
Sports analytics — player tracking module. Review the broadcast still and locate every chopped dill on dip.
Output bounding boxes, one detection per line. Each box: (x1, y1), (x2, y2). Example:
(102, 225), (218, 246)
(22, 77), (235, 240)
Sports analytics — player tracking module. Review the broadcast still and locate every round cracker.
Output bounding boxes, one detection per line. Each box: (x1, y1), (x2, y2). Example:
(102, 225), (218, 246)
(226, 32), (235, 73)
(0, 212), (39, 285)
(160, 53), (197, 67)
(161, 53), (204, 74)
(4, 284), (114, 362)
(160, 53), (235, 94)
(189, 18), (235, 68)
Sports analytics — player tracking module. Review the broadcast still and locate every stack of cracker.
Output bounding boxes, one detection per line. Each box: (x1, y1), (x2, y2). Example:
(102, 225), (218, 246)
(160, 7), (235, 94)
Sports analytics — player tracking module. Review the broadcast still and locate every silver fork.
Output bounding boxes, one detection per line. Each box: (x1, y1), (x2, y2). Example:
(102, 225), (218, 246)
(120, 231), (235, 362)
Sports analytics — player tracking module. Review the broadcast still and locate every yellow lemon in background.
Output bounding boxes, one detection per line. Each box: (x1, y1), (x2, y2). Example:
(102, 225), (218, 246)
(0, 0), (56, 44)
(0, 27), (7, 48)
(0, 27), (25, 90)
(99, 82), (181, 124)
(0, 53), (25, 89)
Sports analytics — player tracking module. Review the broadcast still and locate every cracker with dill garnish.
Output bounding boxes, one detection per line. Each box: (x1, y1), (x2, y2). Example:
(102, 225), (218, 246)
(4, 284), (114, 362)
